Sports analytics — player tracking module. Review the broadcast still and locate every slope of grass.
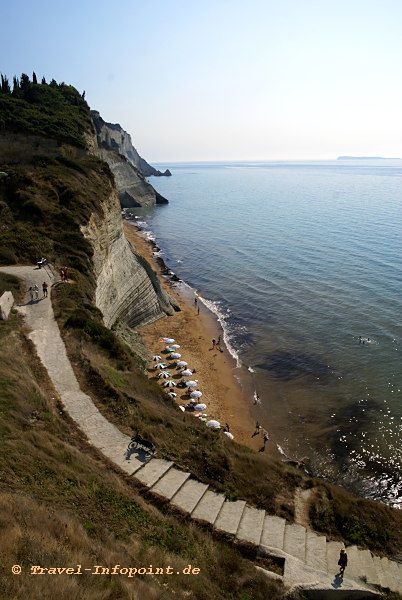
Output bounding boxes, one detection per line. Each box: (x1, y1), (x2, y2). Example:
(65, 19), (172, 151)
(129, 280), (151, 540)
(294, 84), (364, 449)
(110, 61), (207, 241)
(0, 282), (288, 600)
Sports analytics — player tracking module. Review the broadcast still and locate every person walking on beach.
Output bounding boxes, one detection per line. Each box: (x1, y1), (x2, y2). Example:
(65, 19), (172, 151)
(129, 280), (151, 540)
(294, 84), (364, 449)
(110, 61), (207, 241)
(197, 306), (200, 315)
(338, 549), (348, 577)
(253, 393), (261, 405)
(32, 284), (39, 300)
(194, 297), (198, 307)
(42, 281), (48, 298)
(252, 421), (262, 438)
(28, 286), (34, 302)
(211, 338), (216, 349)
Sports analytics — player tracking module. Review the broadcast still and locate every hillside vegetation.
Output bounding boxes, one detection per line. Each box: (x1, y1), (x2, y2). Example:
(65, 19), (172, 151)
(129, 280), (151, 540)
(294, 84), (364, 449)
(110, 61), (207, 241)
(0, 74), (401, 598)
(0, 72), (91, 147)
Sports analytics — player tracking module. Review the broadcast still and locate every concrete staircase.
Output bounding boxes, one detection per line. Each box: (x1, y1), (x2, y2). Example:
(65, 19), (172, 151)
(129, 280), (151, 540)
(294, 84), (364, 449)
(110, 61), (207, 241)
(2, 265), (401, 597)
(109, 445), (401, 596)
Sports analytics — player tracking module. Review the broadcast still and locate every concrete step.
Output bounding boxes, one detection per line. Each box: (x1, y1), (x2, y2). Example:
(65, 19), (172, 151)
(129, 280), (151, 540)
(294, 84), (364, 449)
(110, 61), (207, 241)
(171, 479), (209, 514)
(381, 557), (401, 594)
(260, 514), (286, 550)
(326, 540), (345, 576)
(151, 467), (190, 500)
(305, 530), (327, 572)
(236, 506), (265, 546)
(191, 490), (225, 525)
(283, 523), (307, 562)
(135, 458), (173, 487)
(359, 549), (380, 587)
(345, 545), (365, 582)
(101, 445), (144, 475)
(214, 500), (246, 536)
(372, 555), (387, 589)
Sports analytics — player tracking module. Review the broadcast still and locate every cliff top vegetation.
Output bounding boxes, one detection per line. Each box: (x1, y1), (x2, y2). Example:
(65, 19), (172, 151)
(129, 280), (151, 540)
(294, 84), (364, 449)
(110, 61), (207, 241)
(0, 72), (92, 148)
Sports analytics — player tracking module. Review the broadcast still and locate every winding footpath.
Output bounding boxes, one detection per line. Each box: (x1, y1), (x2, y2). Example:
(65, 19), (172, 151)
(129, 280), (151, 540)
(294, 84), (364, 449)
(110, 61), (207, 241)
(1, 264), (401, 598)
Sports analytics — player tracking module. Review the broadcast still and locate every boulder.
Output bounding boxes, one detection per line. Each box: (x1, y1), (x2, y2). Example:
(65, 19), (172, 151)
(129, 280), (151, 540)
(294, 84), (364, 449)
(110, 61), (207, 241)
(0, 291), (14, 320)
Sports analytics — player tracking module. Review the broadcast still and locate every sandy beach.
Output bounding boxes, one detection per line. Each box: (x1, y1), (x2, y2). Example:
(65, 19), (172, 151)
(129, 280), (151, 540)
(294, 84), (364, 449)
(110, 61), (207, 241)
(123, 221), (262, 449)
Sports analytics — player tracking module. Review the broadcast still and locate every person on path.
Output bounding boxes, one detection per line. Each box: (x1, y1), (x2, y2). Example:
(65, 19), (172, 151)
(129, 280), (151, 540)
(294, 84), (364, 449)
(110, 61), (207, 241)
(28, 286), (34, 301)
(32, 284), (39, 299)
(338, 549), (348, 577)
(42, 281), (48, 298)
(194, 297), (198, 307)
(252, 421), (262, 438)
(211, 338), (216, 349)
(254, 393), (261, 405)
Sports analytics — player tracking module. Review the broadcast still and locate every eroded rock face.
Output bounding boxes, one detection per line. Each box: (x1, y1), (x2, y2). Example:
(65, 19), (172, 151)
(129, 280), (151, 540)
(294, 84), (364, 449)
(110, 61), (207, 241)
(90, 111), (170, 207)
(97, 148), (162, 208)
(81, 187), (178, 328)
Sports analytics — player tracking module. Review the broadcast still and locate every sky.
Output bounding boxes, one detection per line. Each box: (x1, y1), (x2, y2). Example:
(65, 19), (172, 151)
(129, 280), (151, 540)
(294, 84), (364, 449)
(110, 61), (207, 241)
(1, 0), (402, 162)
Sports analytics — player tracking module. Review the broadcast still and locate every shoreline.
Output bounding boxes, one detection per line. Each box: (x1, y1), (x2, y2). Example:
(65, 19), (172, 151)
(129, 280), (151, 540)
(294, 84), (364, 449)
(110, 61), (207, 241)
(123, 220), (263, 450)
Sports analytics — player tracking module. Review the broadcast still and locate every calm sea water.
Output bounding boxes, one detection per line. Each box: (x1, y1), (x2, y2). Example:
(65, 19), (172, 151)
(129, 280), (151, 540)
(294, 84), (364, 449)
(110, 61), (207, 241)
(132, 160), (402, 507)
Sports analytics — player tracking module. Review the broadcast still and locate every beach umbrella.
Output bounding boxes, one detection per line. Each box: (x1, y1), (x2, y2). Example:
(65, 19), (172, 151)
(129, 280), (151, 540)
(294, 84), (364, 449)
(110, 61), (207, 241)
(190, 390), (203, 399)
(155, 363), (168, 370)
(223, 431), (234, 440)
(185, 380), (198, 387)
(152, 355), (162, 362)
(167, 392), (177, 399)
(163, 380), (176, 388)
(194, 403), (207, 411)
(161, 337), (175, 344)
(158, 371), (171, 379)
(176, 361), (188, 368)
(180, 369), (193, 376)
(170, 344), (180, 349)
(170, 353), (181, 359)
(206, 420), (221, 429)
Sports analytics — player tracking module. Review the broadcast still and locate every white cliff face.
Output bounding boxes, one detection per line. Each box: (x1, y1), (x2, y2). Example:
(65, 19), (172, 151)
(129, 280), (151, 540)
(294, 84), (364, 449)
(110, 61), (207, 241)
(81, 186), (177, 328)
(90, 111), (170, 208)
(97, 148), (160, 208)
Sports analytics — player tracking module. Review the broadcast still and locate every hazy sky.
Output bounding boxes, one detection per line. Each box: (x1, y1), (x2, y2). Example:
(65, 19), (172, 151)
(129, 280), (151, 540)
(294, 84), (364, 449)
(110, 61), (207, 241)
(1, 0), (402, 161)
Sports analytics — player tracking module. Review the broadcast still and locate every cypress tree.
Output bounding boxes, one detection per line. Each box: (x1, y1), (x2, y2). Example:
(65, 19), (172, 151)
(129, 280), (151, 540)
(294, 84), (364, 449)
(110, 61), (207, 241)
(20, 73), (31, 94)
(12, 76), (20, 96)
(41, 76), (46, 85)
(1, 74), (11, 94)
(32, 71), (38, 84)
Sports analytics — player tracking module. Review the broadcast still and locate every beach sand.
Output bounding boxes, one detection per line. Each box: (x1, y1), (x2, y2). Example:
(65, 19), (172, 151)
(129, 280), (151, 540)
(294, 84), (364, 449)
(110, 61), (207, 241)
(123, 221), (261, 449)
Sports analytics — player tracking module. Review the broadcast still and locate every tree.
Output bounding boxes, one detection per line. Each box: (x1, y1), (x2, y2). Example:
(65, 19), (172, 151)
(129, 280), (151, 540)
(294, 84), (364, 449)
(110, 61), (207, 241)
(0, 74), (11, 94)
(41, 76), (46, 85)
(32, 71), (37, 84)
(49, 78), (57, 87)
(12, 76), (20, 96)
(20, 73), (30, 94)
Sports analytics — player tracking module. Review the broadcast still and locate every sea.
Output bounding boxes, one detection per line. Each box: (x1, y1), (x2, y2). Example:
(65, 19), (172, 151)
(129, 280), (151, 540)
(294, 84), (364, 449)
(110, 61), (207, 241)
(130, 159), (402, 508)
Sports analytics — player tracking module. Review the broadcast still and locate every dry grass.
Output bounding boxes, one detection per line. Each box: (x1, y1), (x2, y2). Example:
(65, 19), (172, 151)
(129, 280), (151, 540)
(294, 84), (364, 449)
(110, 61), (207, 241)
(0, 284), (288, 600)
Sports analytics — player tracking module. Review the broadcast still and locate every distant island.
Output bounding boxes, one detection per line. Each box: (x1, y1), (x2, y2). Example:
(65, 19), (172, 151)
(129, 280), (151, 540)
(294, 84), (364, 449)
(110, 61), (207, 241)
(337, 155), (400, 160)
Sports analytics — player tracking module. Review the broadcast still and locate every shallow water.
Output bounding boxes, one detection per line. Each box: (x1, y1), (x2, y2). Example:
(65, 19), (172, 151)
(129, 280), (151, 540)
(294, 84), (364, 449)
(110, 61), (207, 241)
(132, 160), (402, 506)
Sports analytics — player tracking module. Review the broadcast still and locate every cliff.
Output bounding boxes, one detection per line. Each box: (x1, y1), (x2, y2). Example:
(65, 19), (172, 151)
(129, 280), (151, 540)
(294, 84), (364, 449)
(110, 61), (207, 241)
(0, 78), (178, 331)
(91, 111), (171, 177)
(91, 111), (170, 208)
(80, 181), (179, 328)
